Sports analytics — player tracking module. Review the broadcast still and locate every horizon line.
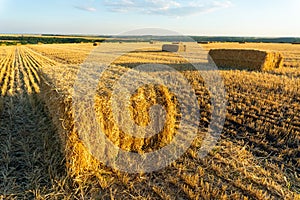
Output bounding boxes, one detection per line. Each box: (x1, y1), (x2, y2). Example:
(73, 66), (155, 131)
(0, 33), (300, 39)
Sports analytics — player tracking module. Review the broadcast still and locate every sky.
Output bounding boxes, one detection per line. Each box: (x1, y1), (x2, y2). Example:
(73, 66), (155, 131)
(0, 0), (299, 37)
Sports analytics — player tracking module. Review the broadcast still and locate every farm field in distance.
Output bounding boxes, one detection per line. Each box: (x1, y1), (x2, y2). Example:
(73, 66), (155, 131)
(0, 42), (299, 199)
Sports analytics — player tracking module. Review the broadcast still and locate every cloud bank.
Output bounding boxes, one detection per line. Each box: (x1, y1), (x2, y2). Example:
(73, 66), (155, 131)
(104, 0), (232, 16)
(74, 5), (97, 12)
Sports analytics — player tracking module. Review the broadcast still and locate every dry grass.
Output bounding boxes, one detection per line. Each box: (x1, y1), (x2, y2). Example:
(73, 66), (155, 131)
(0, 43), (299, 199)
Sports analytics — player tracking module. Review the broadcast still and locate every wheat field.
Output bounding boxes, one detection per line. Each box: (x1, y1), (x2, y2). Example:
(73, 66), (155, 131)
(0, 42), (299, 199)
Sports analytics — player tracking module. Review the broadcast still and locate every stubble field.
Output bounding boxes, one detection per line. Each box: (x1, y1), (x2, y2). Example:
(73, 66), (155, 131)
(0, 42), (299, 199)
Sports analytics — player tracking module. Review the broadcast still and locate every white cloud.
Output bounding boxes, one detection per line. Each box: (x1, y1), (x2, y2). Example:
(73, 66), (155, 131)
(104, 0), (232, 16)
(74, 5), (97, 12)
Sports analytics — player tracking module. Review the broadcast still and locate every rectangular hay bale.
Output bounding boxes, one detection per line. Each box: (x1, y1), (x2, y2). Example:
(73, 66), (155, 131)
(208, 49), (283, 71)
(197, 41), (209, 44)
(162, 44), (186, 52)
(37, 65), (181, 178)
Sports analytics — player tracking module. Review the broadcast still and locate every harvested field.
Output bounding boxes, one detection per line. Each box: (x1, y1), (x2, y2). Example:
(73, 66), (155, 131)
(0, 43), (299, 199)
(0, 47), (45, 96)
(209, 49), (284, 71)
(0, 46), (65, 199)
(27, 43), (95, 65)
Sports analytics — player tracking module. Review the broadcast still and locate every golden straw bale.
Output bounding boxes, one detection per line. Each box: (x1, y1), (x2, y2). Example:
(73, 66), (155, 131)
(208, 49), (283, 71)
(162, 44), (187, 52)
(37, 65), (183, 176)
(38, 75), (95, 176)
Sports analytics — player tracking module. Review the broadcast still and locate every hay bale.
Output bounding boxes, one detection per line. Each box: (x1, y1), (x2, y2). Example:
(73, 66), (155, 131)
(93, 42), (99, 46)
(208, 49), (283, 71)
(198, 41), (209, 44)
(37, 76), (92, 176)
(162, 44), (186, 52)
(37, 66), (183, 176)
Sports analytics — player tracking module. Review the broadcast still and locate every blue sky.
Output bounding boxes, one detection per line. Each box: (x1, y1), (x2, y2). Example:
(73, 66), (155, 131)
(0, 0), (299, 36)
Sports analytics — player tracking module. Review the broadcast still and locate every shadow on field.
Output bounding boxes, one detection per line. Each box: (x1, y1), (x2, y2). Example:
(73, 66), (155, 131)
(114, 61), (251, 72)
(0, 93), (66, 199)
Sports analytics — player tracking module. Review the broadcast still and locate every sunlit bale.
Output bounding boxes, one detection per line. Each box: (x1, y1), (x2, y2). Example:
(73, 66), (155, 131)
(208, 49), (284, 71)
(162, 44), (187, 52)
(38, 64), (189, 176)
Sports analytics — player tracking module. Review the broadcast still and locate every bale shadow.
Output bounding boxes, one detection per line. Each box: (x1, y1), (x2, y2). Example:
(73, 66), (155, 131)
(0, 93), (66, 199)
